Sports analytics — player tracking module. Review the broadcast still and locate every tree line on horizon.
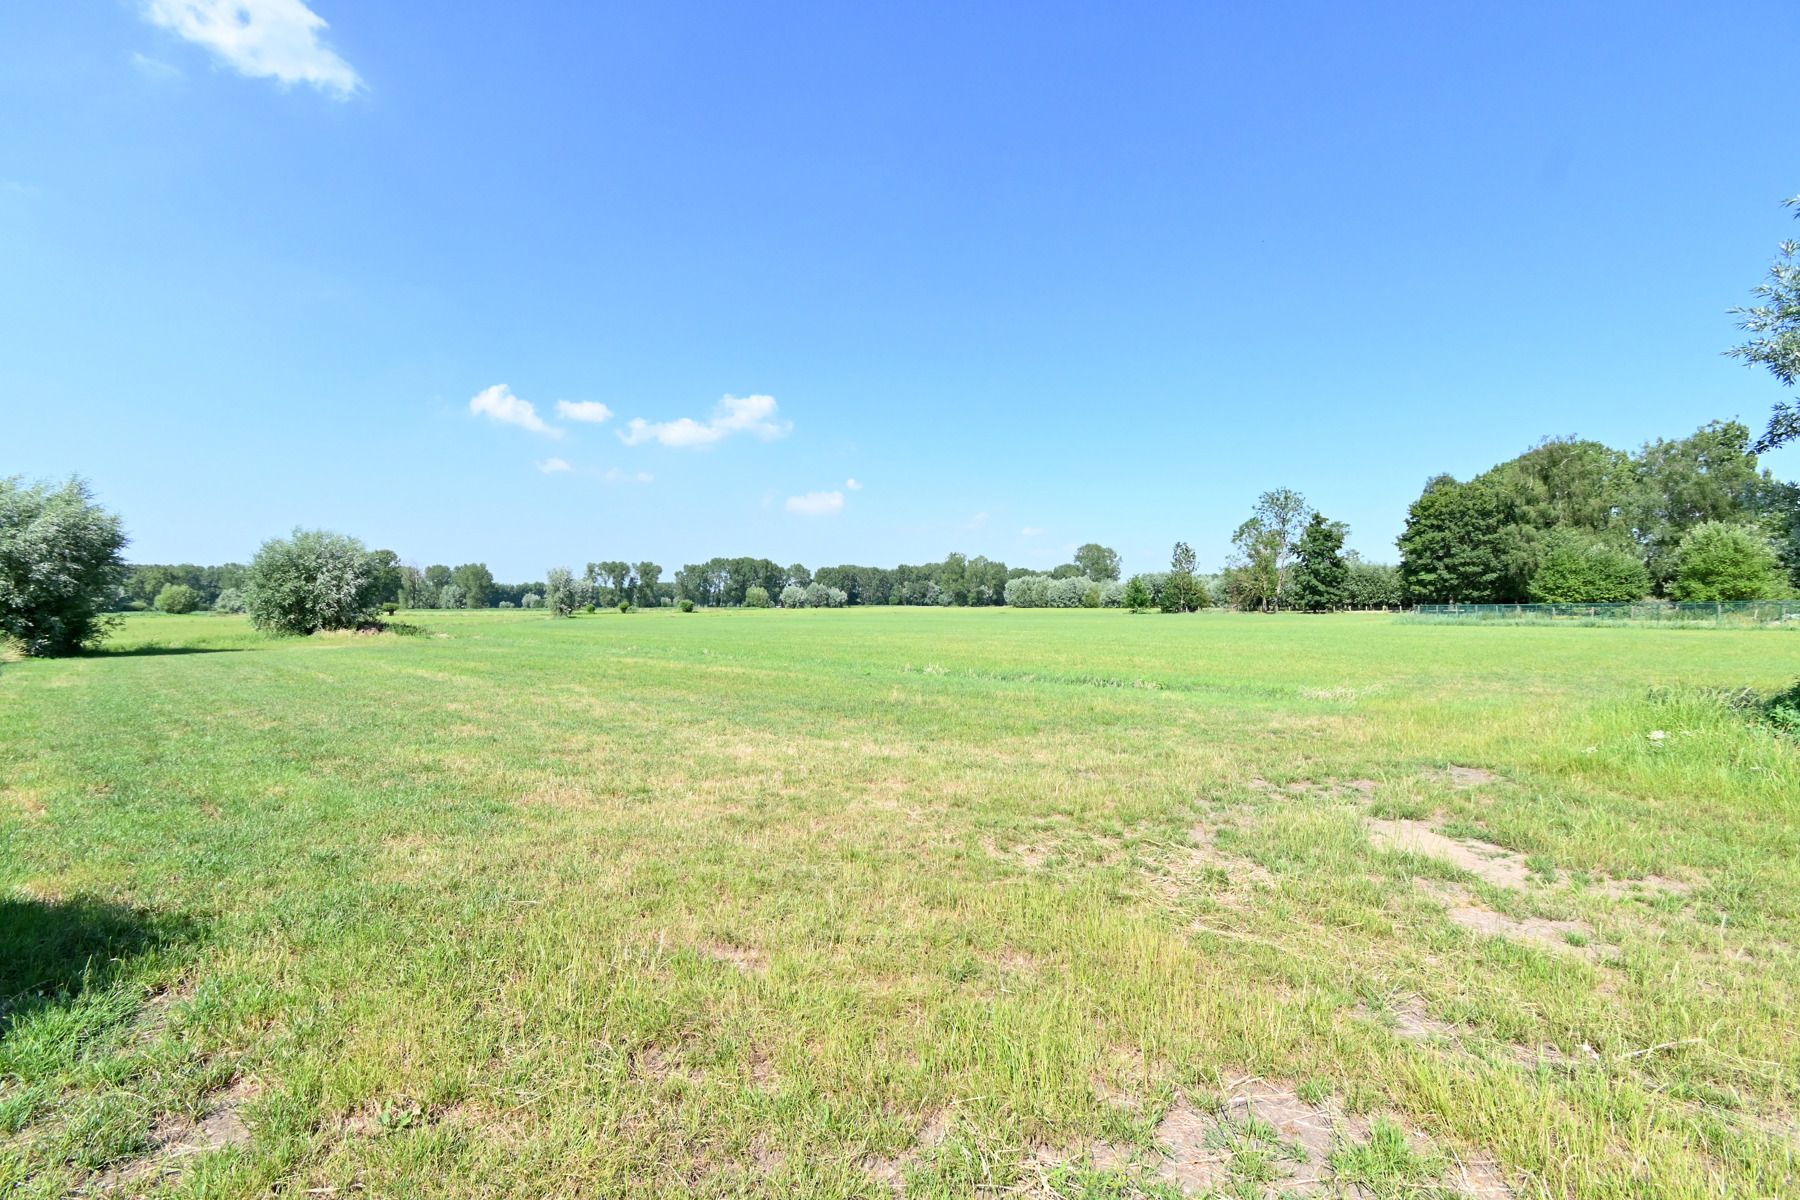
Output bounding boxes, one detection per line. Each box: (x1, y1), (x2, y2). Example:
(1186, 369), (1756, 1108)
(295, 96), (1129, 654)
(88, 414), (1800, 629)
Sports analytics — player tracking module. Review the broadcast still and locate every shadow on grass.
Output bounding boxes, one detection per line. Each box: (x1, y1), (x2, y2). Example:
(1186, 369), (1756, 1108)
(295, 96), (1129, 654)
(85, 645), (246, 658)
(0, 896), (200, 1043)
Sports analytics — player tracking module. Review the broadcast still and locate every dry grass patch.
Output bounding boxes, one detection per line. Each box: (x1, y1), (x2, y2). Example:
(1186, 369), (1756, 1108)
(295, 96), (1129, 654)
(1371, 818), (1532, 890)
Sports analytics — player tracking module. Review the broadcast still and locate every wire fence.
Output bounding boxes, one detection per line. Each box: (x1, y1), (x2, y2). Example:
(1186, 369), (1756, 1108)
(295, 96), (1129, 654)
(1411, 601), (1800, 626)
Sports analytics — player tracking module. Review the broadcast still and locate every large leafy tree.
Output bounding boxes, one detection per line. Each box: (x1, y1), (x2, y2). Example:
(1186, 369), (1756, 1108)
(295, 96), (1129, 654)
(1227, 488), (1311, 611)
(1289, 513), (1349, 612)
(1072, 543), (1122, 582)
(1398, 476), (1514, 603)
(450, 562), (495, 608)
(1729, 195), (1800, 452)
(0, 476), (128, 655)
(1627, 420), (1773, 588)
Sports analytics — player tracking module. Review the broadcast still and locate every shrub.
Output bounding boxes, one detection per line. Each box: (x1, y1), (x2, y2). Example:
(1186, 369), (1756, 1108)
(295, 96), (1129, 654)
(438, 583), (466, 610)
(1767, 681), (1800, 737)
(1003, 574), (1052, 607)
(1122, 575), (1153, 612)
(801, 581), (847, 608)
(1669, 522), (1791, 601)
(617, 601), (630, 614)
(1528, 528), (1649, 602)
(678, 597), (696, 612)
(498, 600), (515, 609)
(1047, 575), (1096, 608)
(780, 584), (805, 608)
(521, 592), (542, 609)
(744, 585), (771, 608)
(244, 529), (384, 636)
(212, 587), (247, 614)
(380, 601), (400, 615)
(1099, 581), (1125, 608)
(0, 476), (128, 655)
(545, 568), (577, 617)
(154, 583), (202, 614)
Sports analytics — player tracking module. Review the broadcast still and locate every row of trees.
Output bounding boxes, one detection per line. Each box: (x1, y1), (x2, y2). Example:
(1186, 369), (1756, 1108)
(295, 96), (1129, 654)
(1396, 421), (1797, 604)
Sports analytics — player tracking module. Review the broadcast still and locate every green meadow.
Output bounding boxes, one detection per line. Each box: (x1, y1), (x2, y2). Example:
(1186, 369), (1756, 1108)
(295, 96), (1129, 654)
(3, 608), (1798, 1198)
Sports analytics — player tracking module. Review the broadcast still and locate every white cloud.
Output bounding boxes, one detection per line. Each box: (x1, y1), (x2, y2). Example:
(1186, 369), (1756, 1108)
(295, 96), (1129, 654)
(785, 490), (844, 517)
(536, 457), (572, 474)
(142, 0), (362, 99)
(618, 393), (792, 449)
(845, 477), (863, 491)
(603, 468), (654, 485)
(556, 400), (613, 424)
(1021, 526), (1045, 537)
(469, 384), (560, 436)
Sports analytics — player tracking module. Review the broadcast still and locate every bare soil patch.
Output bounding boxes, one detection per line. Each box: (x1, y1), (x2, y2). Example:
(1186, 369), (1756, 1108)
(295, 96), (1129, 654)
(1370, 819), (1531, 890)
(1433, 765), (1503, 787)
(1422, 881), (1607, 960)
(1149, 1078), (1512, 1197)
(90, 1078), (261, 1192)
(863, 1109), (952, 1190)
(704, 942), (769, 974)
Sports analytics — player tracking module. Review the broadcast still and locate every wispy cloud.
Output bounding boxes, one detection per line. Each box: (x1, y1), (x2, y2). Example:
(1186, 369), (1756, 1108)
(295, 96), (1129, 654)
(1020, 526), (1045, 537)
(469, 384), (560, 437)
(845, 477), (863, 491)
(129, 51), (185, 83)
(536, 457), (572, 474)
(142, 0), (362, 99)
(603, 468), (654, 485)
(785, 490), (844, 516)
(555, 400), (613, 424)
(619, 394), (791, 449)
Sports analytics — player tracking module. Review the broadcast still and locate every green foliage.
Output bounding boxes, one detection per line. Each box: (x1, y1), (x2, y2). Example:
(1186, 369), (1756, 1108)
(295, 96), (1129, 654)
(1728, 195), (1800, 451)
(616, 601), (629, 614)
(0, 476), (128, 655)
(1071, 543), (1121, 581)
(212, 587), (247, 614)
(1765, 681), (1800, 737)
(1344, 556), (1403, 609)
(243, 529), (383, 636)
(1163, 541), (1204, 612)
(1122, 575), (1152, 612)
(544, 567), (578, 617)
(1288, 512), (1349, 612)
(1228, 489), (1311, 611)
(1668, 522), (1791, 601)
(153, 583), (202, 614)
(450, 562), (494, 609)
(1399, 476), (1515, 603)
(743, 585), (772, 608)
(678, 597), (695, 612)
(1528, 527), (1650, 602)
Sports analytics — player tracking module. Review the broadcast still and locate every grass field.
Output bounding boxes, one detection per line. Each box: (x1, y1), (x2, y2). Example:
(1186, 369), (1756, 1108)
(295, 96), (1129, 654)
(3, 608), (1799, 1199)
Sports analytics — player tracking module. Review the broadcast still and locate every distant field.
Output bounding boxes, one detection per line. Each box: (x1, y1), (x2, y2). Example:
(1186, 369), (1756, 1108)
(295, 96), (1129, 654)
(3, 608), (1798, 1198)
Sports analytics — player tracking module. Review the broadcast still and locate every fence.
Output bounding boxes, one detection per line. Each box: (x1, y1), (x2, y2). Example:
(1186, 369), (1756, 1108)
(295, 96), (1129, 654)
(1411, 601), (1800, 625)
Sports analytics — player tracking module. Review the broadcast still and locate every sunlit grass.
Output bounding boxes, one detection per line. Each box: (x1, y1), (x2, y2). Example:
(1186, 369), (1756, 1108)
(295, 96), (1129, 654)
(1, 608), (1797, 1197)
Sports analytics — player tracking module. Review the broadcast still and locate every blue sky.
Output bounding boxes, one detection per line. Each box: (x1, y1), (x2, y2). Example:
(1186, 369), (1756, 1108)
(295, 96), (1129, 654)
(4, 2), (1797, 581)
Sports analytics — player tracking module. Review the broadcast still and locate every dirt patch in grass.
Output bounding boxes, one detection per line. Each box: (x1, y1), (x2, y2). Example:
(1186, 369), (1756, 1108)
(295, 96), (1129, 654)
(704, 942), (769, 974)
(1358, 996), (1462, 1044)
(1432, 765), (1503, 787)
(1370, 819), (1531, 890)
(1149, 1078), (1513, 1197)
(91, 1078), (261, 1192)
(863, 1109), (952, 1190)
(1421, 881), (1608, 960)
